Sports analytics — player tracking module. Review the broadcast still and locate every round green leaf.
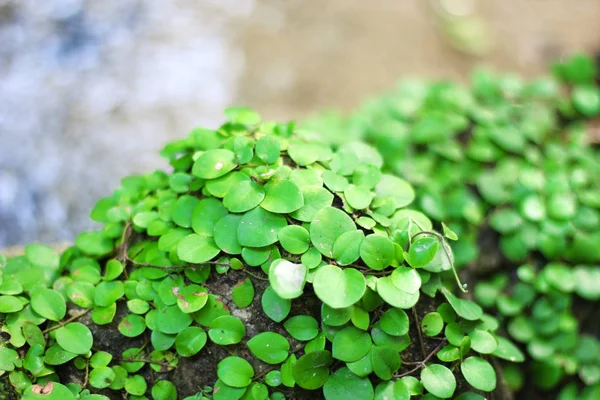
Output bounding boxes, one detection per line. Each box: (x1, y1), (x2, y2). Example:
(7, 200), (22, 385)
(291, 187), (335, 222)
(442, 288), (482, 321)
(0, 295), (24, 313)
(214, 214), (243, 254)
(261, 286), (291, 322)
(461, 356), (497, 392)
(345, 185), (373, 210)
(25, 244), (59, 269)
(125, 374), (147, 396)
(209, 315), (245, 345)
(332, 326), (372, 362)
(175, 326), (207, 357)
(333, 230), (364, 265)
(118, 314), (146, 337)
(468, 330), (498, 354)
(374, 380), (410, 400)
(152, 380), (177, 400)
(421, 364), (456, 398)
(492, 336), (525, 362)
(213, 379), (246, 400)
(390, 267), (422, 294)
(90, 366), (116, 389)
(323, 367), (375, 400)
(191, 198), (228, 236)
(55, 323), (93, 355)
(375, 175), (414, 208)
(22, 382), (76, 400)
(247, 332), (290, 364)
(172, 195), (200, 228)
(380, 308), (409, 336)
(218, 356), (254, 388)
(371, 345), (401, 380)
(360, 234), (395, 270)
(157, 305), (192, 334)
(284, 315), (319, 341)
(255, 135), (281, 163)
(422, 312), (444, 337)
(260, 180), (304, 214)
(177, 233), (220, 264)
(313, 265), (366, 308)
(232, 278), (254, 309)
(408, 237), (439, 268)
(206, 171), (249, 198)
(268, 259), (307, 299)
(520, 195), (546, 222)
(377, 277), (419, 309)
(238, 207), (287, 247)
(192, 149), (237, 179)
(310, 207), (356, 257)
(292, 351), (333, 390)
(31, 288), (66, 321)
(278, 225), (310, 254)
(223, 180), (266, 213)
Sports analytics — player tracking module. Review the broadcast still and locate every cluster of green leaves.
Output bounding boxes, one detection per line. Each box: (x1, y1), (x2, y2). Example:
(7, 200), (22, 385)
(306, 53), (600, 398)
(0, 108), (521, 399)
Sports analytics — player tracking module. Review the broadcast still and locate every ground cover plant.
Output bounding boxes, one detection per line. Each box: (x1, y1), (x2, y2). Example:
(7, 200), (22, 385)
(306, 53), (600, 399)
(0, 109), (520, 399)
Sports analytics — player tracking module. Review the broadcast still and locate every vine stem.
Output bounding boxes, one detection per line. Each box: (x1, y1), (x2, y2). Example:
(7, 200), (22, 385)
(395, 338), (447, 379)
(412, 307), (427, 358)
(42, 309), (92, 334)
(410, 230), (467, 293)
(242, 269), (269, 281)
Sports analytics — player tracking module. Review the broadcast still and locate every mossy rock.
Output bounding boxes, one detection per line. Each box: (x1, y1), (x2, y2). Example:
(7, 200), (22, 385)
(0, 109), (518, 399)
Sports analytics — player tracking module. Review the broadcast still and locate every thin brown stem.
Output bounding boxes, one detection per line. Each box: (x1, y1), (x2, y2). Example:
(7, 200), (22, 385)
(394, 339), (447, 379)
(412, 307), (427, 358)
(242, 269), (269, 281)
(42, 308), (92, 334)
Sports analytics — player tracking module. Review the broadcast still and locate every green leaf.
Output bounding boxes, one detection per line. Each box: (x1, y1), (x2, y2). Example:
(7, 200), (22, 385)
(191, 198), (228, 236)
(461, 356), (497, 392)
(247, 332), (290, 364)
(22, 382), (77, 400)
(56, 323), (93, 355)
(572, 85), (600, 116)
(25, 244), (59, 269)
(379, 308), (409, 336)
(232, 279), (254, 308)
(408, 237), (439, 268)
(468, 330), (498, 354)
(238, 207), (287, 247)
(260, 180), (304, 214)
(177, 233), (220, 264)
(283, 315), (319, 341)
(192, 149), (237, 179)
(278, 225), (310, 255)
(360, 234), (395, 270)
(291, 187), (334, 222)
(520, 195), (546, 222)
(209, 315), (245, 345)
(421, 364), (456, 398)
(492, 336), (524, 362)
(175, 326), (207, 357)
(118, 314), (146, 337)
(313, 265), (366, 308)
(31, 288), (66, 321)
(332, 230), (364, 265)
(125, 374), (147, 396)
(310, 207), (356, 257)
(218, 356), (254, 388)
(345, 185), (373, 210)
(421, 312), (444, 337)
(332, 326), (372, 362)
(76, 231), (114, 256)
(374, 380), (410, 400)
(214, 214), (243, 254)
(377, 277), (419, 309)
(152, 380), (178, 400)
(268, 260), (307, 299)
(255, 135), (281, 163)
(371, 346), (401, 380)
(442, 288), (482, 321)
(223, 180), (266, 213)
(441, 222), (458, 241)
(90, 366), (116, 389)
(375, 175), (415, 208)
(292, 351), (333, 390)
(390, 267), (421, 294)
(0, 295), (24, 313)
(206, 171), (249, 198)
(323, 367), (375, 400)
(261, 286), (291, 322)
(212, 379), (246, 400)
(171, 195), (200, 228)
(157, 305), (192, 334)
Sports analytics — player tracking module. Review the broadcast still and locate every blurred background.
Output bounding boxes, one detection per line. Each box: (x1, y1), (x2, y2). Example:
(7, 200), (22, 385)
(1, 0), (599, 249)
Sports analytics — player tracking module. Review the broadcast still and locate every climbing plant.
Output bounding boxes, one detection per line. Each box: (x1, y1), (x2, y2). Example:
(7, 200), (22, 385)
(306, 53), (600, 399)
(0, 109), (519, 399)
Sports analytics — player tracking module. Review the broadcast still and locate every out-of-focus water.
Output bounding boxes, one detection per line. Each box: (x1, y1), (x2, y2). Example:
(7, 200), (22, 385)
(1, 0), (598, 247)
